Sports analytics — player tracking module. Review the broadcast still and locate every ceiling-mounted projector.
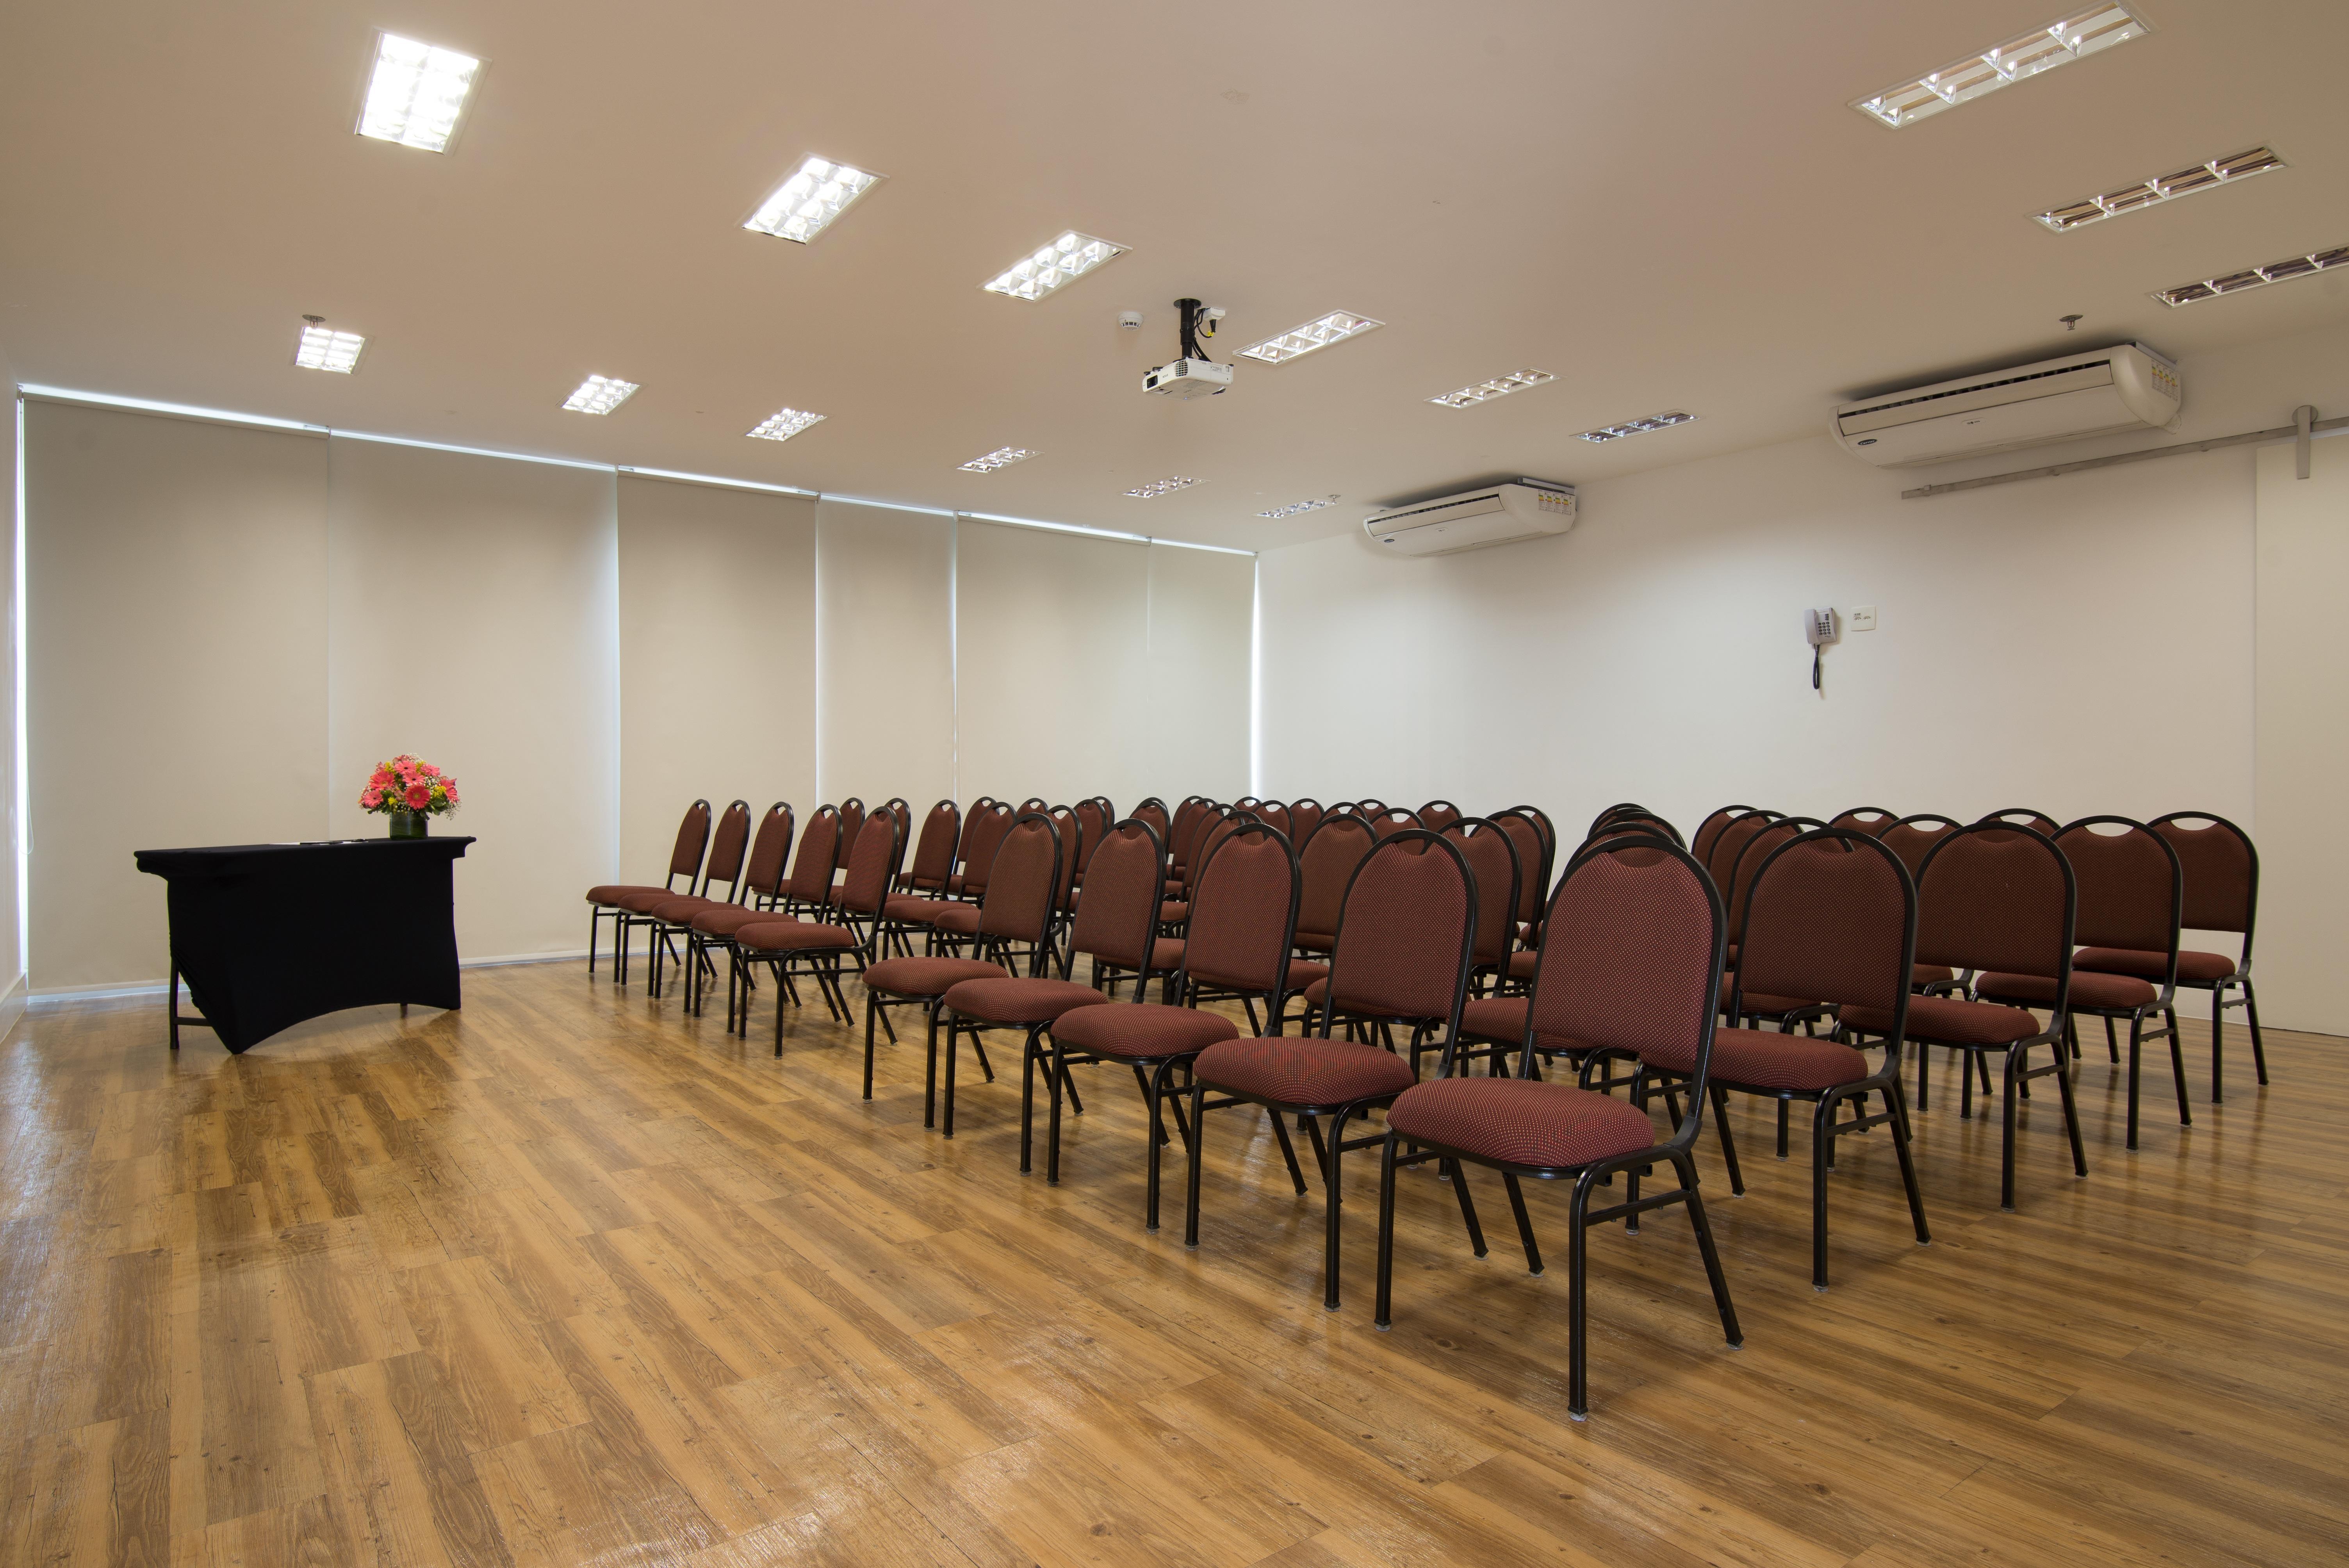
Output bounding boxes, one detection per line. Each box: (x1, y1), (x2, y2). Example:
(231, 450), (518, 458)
(1144, 296), (1230, 399)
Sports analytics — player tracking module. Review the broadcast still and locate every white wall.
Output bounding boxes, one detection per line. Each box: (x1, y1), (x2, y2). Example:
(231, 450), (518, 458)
(815, 499), (955, 810)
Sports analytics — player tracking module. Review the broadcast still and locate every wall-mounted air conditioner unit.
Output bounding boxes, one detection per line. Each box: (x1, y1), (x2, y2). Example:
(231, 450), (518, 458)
(1831, 343), (2181, 467)
(1363, 479), (1577, 557)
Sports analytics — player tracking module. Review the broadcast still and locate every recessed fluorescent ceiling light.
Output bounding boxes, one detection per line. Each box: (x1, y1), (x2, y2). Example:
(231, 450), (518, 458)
(1236, 311), (1383, 365)
(1257, 495), (1339, 519)
(1577, 410), (1696, 443)
(293, 320), (365, 373)
(356, 33), (482, 153)
(2036, 147), (2287, 232)
(746, 407), (826, 441)
(1124, 476), (1199, 499)
(983, 232), (1126, 301)
(2154, 243), (2349, 307)
(1429, 369), (1554, 409)
(561, 375), (638, 415)
(743, 156), (883, 243)
(959, 447), (1035, 473)
(1852, 4), (2149, 128)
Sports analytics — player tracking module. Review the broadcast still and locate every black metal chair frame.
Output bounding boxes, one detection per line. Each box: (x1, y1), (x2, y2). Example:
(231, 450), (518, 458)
(2149, 810), (2268, 1100)
(644, 798), (752, 1001)
(740, 811), (903, 1045)
(596, 798), (711, 986)
(933, 814), (1078, 1139)
(686, 802), (796, 1020)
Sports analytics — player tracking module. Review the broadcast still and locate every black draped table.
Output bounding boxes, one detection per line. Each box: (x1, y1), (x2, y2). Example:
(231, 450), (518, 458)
(134, 837), (474, 1052)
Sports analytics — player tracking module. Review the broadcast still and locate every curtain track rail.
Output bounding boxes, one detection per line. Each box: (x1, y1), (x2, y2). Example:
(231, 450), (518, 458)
(1902, 405), (2340, 498)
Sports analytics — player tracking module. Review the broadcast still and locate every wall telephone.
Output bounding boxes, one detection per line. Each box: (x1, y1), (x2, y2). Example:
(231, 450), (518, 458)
(1804, 607), (1838, 691)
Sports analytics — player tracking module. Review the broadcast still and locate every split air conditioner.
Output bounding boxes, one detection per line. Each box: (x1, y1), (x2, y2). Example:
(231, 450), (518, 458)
(1831, 343), (2181, 467)
(1362, 479), (1577, 557)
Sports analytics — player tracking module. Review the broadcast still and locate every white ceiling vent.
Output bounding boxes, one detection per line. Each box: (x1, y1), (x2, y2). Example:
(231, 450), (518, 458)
(1831, 344), (2180, 467)
(1363, 480), (1577, 557)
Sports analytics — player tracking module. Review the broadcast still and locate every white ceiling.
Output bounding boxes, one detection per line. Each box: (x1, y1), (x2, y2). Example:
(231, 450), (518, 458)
(4, 0), (2347, 551)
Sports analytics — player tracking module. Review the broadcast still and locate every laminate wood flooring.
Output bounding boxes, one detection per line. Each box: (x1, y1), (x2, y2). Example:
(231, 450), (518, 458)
(3, 962), (2344, 1566)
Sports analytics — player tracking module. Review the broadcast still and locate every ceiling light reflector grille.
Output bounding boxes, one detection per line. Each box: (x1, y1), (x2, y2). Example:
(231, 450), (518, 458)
(1237, 311), (1383, 365)
(561, 376), (638, 415)
(2154, 244), (2349, 306)
(746, 407), (826, 441)
(294, 322), (366, 373)
(1852, 5), (2149, 128)
(1428, 369), (1554, 408)
(959, 447), (1036, 473)
(2035, 147), (2286, 232)
(356, 33), (481, 153)
(984, 232), (1126, 301)
(744, 156), (883, 243)
(1124, 476), (1199, 499)
(1577, 410), (1697, 443)
(1257, 495), (1340, 519)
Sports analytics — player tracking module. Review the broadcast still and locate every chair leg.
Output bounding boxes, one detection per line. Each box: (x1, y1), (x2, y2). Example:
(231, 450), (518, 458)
(1374, 1135), (1401, 1329)
(1916, 1038), (1930, 1114)
(1299, 1113), (1330, 1186)
(2243, 980), (2269, 1085)
(863, 992), (879, 1100)
(2167, 1009), (2192, 1128)
(2104, 1014), (2119, 1064)
(1679, 1150), (1741, 1351)
(1775, 1098), (1789, 1160)
(2053, 1043), (2088, 1181)
(923, 1001), (940, 1128)
(1999, 1047), (2021, 1212)
(943, 1019), (961, 1138)
(1566, 1171), (1595, 1420)
(1811, 1094), (1834, 1291)
(1019, 1026), (1039, 1174)
(1144, 1060), (1178, 1230)
(2125, 1015), (2142, 1151)
(1183, 1080), (1209, 1249)
(1445, 1157), (1486, 1259)
(1322, 1107), (1353, 1310)
(1502, 1171), (1542, 1275)
(1044, 1033), (1070, 1185)
(1269, 1108), (1308, 1194)
(588, 911), (599, 976)
(1711, 1086), (1745, 1196)
(1888, 1082), (1930, 1250)
(2210, 996), (2225, 1105)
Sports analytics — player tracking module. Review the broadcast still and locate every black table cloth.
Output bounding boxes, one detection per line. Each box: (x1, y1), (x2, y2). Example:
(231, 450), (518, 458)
(134, 837), (474, 1052)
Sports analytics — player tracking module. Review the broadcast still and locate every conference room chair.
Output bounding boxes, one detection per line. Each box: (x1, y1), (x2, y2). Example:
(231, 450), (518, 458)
(1979, 807), (2059, 836)
(1587, 806), (1683, 848)
(684, 802), (795, 1019)
(1447, 817), (1522, 998)
(1185, 829), (1479, 1310)
(1166, 796), (1216, 896)
(1880, 814), (1966, 997)
(1415, 799), (1463, 833)
(1978, 818), (2186, 1149)
(1639, 826), (1929, 1288)
(1252, 800), (1292, 839)
(946, 798), (1014, 897)
(1721, 816), (1818, 983)
(1368, 807), (1422, 841)
(924, 803), (1062, 959)
(1690, 805), (1758, 866)
(1491, 805), (1556, 992)
(2076, 812), (2268, 1101)
(735, 805), (907, 1046)
(1842, 822), (2085, 1212)
(929, 813), (1071, 1137)
(1050, 821), (1304, 1225)
(895, 798), (961, 896)
(1288, 798), (1324, 843)
(1069, 797), (1108, 889)
(1353, 798), (1388, 816)
(1154, 805), (1234, 936)
(1372, 832), (1740, 1420)
(585, 797), (710, 984)
(1829, 806), (1898, 837)
(775, 805), (843, 919)
(1701, 808), (1778, 902)
(1130, 796), (1170, 847)
(833, 796), (867, 886)
(1290, 813), (1375, 959)
(639, 798), (752, 1000)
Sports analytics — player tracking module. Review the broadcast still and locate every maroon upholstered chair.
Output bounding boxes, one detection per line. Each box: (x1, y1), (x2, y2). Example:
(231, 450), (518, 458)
(1372, 836), (1739, 1418)
(735, 805), (906, 1049)
(1720, 817), (1808, 970)
(1291, 813), (1374, 958)
(1130, 796), (1170, 848)
(895, 798), (962, 898)
(1185, 830), (1480, 1310)
(1166, 796), (1216, 897)
(1879, 814), (1964, 995)
(889, 801), (1011, 952)
(1689, 805), (1756, 866)
(942, 819), (1162, 1178)
(1368, 807), (1423, 841)
(1978, 807), (2059, 836)
(1153, 806), (1236, 943)
(1287, 798), (1324, 844)
(2076, 812), (2266, 1099)
(1980, 817), (2186, 1149)
(1415, 800), (1463, 834)
(1354, 798), (1388, 816)
(637, 798), (753, 1000)
(1586, 806), (1682, 848)
(944, 799), (1014, 898)
(1644, 826), (1928, 1288)
(1165, 824), (1318, 1033)
(1251, 801), (1292, 839)
(1700, 809), (1776, 895)
(1445, 818), (1522, 995)
(1069, 797), (1109, 888)
(1842, 823), (2085, 1212)
(1490, 806), (1556, 992)
(929, 814), (1071, 1136)
(1828, 807), (1898, 837)
(686, 802), (795, 1019)
(586, 798), (711, 984)
(776, 805), (843, 919)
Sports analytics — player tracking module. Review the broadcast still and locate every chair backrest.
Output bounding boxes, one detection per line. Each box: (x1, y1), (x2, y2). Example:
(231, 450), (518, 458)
(1509, 836), (1724, 1131)
(1131, 796), (1170, 843)
(1191, 809), (1246, 881)
(1732, 829), (1915, 1033)
(2150, 812), (2258, 941)
(906, 799), (961, 888)
(2056, 817), (2181, 962)
(1978, 807), (2058, 836)
(1066, 820), (1164, 973)
(1724, 817), (1808, 945)
(1072, 798), (1109, 872)
(835, 797), (867, 868)
(1443, 818), (1521, 970)
(955, 802), (1016, 896)
(1827, 807), (1897, 837)
(978, 814), (1064, 944)
(1914, 824), (2075, 985)
(1586, 802), (1651, 836)
(743, 802), (795, 898)
(666, 800), (713, 882)
(1690, 805), (1754, 864)
(1326, 800), (1360, 822)
(702, 799), (754, 896)
(1047, 804), (1082, 913)
(1253, 801), (1292, 839)
(1879, 813), (1959, 880)
(1415, 800), (1463, 833)
(1370, 807), (1422, 841)
(1232, 796), (1261, 810)
(1491, 808), (1554, 929)
(1704, 809), (1777, 888)
(1589, 813), (1681, 849)
(785, 806), (842, 902)
(1169, 797), (1215, 873)
(1295, 814), (1376, 943)
(1288, 798), (1324, 843)
(1320, 830), (1479, 1032)
(1184, 823), (1301, 994)
(837, 805), (907, 918)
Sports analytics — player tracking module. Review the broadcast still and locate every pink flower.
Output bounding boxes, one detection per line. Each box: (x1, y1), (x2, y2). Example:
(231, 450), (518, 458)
(406, 782), (433, 810)
(418, 763), (440, 779)
(443, 785), (460, 806)
(360, 788), (382, 809)
(370, 768), (395, 790)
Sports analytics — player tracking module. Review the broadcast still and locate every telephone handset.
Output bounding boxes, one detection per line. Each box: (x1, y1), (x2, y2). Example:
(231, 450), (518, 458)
(1804, 608), (1838, 691)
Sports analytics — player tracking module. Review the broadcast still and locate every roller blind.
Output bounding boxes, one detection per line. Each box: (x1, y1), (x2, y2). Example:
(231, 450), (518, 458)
(816, 499), (954, 810)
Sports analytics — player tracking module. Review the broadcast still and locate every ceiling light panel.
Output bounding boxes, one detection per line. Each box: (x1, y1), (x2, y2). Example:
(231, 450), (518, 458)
(561, 375), (638, 415)
(1577, 410), (1697, 443)
(356, 33), (483, 153)
(2035, 147), (2286, 232)
(1237, 311), (1383, 365)
(1257, 495), (1339, 519)
(2154, 243), (2349, 307)
(959, 447), (1035, 473)
(1124, 476), (1199, 499)
(293, 321), (365, 373)
(983, 232), (1126, 301)
(743, 156), (883, 243)
(746, 407), (826, 441)
(1429, 369), (1554, 408)
(1852, 5), (2149, 128)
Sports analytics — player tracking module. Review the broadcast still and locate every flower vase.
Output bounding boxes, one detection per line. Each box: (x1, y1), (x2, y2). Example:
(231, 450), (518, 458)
(389, 809), (429, 839)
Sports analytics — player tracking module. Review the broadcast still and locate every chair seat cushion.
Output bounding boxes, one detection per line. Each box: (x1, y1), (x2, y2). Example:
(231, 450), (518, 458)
(1387, 1079), (1655, 1170)
(1148, 938), (1184, 973)
(1194, 1036), (1416, 1108)
(1281, 959), (1330, 991)
(1051, 1003), (1239, 1060)
(943, 977), (1108, 1025)
(692, 904), (792, 937)
(1913, 963), (1956, 987)
(1843, 994), (2039, 1046)
(1456, 996), (1591, 1056)
(588, 884), (670, 905)
(1294, 930), (1335, 954)
(2076, 946), (2236, 984)
(863, 956), (1008, 997)
(649, 896), (715, 924)
(1160, 901), (1190, 924)
(738, 920), (855, 953)
(1643, 1026), (1868, 1092)
(1721, 973), (1818, 1017)
(1506, 949), (1539, 980)
(885, 895), (951, 923)
(617, 889), (680, 914)
(1979, 969), (2158, 1012)
(932, 904), (983, 936)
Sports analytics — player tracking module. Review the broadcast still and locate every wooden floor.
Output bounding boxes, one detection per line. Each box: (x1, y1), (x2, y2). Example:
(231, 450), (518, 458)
(3, 963), (2345, 1568)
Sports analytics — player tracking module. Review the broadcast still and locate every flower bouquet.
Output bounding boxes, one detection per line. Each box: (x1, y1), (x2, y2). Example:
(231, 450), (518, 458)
(361, 754), (460, 838)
